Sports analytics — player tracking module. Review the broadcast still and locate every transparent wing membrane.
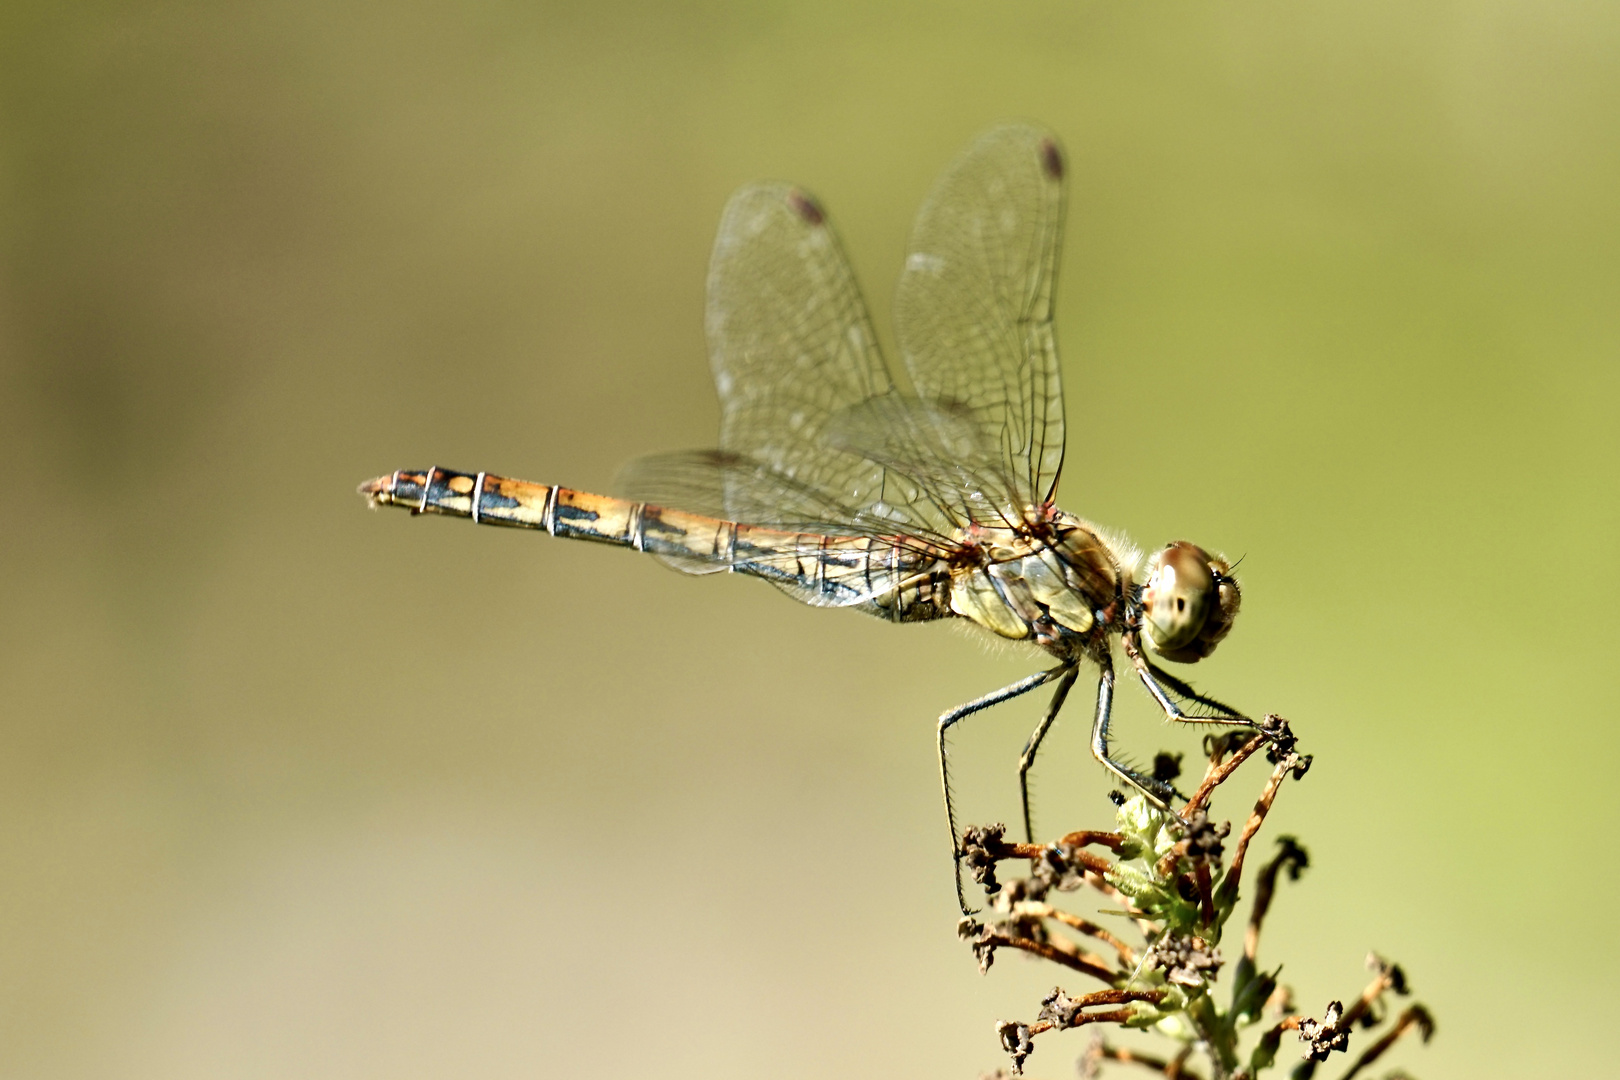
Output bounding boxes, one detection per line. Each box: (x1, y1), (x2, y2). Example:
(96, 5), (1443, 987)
(895, 124), (1068, 509)
(823, 394), (1029, 531)
(701, 183), (929, 527)
(624, 126), (1072, 551)
(618, 449), (959, 549)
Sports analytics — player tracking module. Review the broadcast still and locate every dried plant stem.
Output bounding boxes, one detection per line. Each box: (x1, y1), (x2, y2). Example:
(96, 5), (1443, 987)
(1057, 829), (1127, 853)
(1014, 902), (1137, 967)
(1000, 841), (1115, 876)
(1339, 964), (1402, 1030)
(1243, 837), (1305, 964)
(978, 927), (1121, 983)
(1087, 1040), (1205, 1079)
(1030, 925), (1121, 976)
(1030, 1007), (1132, 1035)
(1184, 736), (1268, 817)
(1194, 863), (1216, 925)
(1155, 840), (1190, 879)
(1167, 1045), (1196, 1079)
(1215, 758), (1294, 911)
(961, 712), (1429, 1080)
(1337, 1005), (1435, 1080)
(1029, 990), (1170, 1036)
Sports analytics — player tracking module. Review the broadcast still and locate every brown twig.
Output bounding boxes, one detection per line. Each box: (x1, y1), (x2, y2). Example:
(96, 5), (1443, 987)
(1291, 959), (1410, 1078)
(1088, 1036), (1205, 1075)
(1026, 924), (1121, 976)
(1012, 900), (1139, 967)
(1215, 758), (1295, 911)
(1246, 1014), (1304, 1076)
(1028, 1007), (1134, 1035)
(1057, 829), (1127, 853)
(1184, 734), (1269, 817)
(1027, 988), (1169, 1036)
(1194, 863), (1216, 925)
(1155, 839), (1190, 880)
(1084, 1039), (1195, 1078)
(1083, 1039), (1190, 1077)
(1244, 836), (1309, 964)
(1336, 1005), (1435, 1080)
(999, 840), (1115, 876)
(1338, 957), (1404, 1030)
(977, 927), (1121, 984)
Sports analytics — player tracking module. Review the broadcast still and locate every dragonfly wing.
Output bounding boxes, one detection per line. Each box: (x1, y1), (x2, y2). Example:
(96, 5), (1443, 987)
(707, 185), (901, 516)
(821, 394), (1027, 531)
(625, 181), (963, 543)
(893, 124), (1068, 512)
(619, 449), (959, 548)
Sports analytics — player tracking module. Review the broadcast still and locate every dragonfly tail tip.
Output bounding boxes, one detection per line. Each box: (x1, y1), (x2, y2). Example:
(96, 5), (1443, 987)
(357, 474), (395, 505)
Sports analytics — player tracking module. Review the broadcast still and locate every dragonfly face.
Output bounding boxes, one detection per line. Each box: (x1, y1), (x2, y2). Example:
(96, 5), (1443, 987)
(1140, 540), (1242, 663)
(361, 124), (1270, 912)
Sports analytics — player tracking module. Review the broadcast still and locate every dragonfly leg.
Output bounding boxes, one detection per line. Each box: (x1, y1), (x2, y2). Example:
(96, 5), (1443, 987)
(1125, 634), (1261, 736)
(1087, 653), (1181, 810)
(938, 667), (1065, 914)
(1015, 666), (1080, 843)
(1117, 633), (1275, 815)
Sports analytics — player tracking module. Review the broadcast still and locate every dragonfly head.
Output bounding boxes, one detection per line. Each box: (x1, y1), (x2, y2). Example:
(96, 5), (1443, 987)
(1141, 541), (1241, 663)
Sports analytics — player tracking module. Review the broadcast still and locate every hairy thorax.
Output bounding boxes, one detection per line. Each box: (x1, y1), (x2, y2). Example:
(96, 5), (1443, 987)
(945, 510), (1133, 661)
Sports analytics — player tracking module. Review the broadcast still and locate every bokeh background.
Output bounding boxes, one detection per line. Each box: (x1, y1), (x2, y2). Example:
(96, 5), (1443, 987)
(3, 1), (1617, 1077)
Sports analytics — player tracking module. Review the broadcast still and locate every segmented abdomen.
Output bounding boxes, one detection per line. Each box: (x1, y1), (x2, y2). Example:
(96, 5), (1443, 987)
(360, 467), (953, 622)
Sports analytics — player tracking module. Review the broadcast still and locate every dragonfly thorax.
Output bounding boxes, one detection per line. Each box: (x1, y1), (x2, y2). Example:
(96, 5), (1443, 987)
(946, 515), (1128, 659)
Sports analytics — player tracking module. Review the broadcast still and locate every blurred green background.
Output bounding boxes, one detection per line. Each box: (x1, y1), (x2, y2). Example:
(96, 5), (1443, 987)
(2, 1), (1616, 1076)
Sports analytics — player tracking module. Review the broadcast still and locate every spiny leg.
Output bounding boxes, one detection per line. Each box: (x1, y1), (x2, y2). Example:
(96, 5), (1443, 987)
(1087, 653), (1180, 810)
(1126, 637), (1264, 747)
(938, 667), (1065, 914)
(1015, 666), (1080, 843)
(1113, 634), (1279, 819)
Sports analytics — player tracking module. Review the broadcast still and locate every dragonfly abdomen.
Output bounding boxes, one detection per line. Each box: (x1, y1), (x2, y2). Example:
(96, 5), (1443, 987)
(359, 468), (732, 554)
(359, 467), (952, 620)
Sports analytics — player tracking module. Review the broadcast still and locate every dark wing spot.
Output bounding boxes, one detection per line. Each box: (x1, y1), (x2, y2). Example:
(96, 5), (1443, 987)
(1039, 138), (1064, 180)
(787, 189), (825, 226)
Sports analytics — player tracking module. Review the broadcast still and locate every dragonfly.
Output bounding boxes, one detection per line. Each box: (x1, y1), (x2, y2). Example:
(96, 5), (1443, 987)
(360, 124), (1265, 912)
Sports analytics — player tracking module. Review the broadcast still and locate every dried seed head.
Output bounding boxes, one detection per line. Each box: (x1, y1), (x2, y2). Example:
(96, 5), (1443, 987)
(1148, 934), (1224, 988)
(1298, 1001), (1350, 1062)
(995, 1020), (1034, 1074)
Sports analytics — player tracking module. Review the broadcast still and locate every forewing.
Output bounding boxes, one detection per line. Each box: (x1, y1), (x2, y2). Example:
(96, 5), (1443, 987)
(626, 181), (961, 543)
(822, 394), (1027, 531)
(893, 124), (1068, 511)
(707, 186), (896, 508)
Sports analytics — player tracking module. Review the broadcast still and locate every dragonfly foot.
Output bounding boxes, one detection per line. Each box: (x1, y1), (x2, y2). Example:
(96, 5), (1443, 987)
(955, 824), (1013, 913)
(1258, 713), (1309, 773)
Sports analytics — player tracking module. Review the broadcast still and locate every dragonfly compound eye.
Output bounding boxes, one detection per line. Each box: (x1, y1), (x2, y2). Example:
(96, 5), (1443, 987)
(1142, 541), (1241, 663)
